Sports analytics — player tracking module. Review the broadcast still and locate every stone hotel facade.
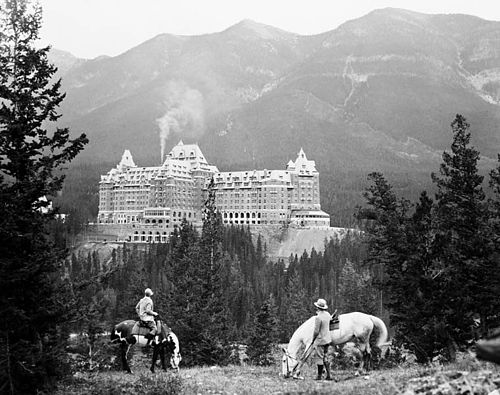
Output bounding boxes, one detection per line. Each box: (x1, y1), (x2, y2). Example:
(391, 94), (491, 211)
(97, 141), (330, 242)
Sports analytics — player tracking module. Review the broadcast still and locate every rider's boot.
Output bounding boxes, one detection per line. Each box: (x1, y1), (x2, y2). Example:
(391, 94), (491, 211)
(145, 333), (154, 347)
(314, 365), (324, 380)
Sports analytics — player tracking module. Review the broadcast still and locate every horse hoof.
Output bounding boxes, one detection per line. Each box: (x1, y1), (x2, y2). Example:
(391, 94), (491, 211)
(292, 375), (304, 380)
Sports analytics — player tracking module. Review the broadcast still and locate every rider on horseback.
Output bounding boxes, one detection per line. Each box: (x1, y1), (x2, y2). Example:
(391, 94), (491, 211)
(136, 288), (158, 343)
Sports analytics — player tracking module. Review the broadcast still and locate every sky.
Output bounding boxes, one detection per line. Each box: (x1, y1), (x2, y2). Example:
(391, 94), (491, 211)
(39, 0), (500, 59)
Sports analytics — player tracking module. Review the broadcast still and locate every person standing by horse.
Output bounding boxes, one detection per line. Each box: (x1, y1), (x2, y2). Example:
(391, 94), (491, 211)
(135, 288), (158, 344)
(311, 298), (334, 380)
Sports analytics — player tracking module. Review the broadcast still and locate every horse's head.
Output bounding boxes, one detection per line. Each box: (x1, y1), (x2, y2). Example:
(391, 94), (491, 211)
(166, 333), (182, 370)
(158, 323), (181, 371)
(281, 347), (299, 378)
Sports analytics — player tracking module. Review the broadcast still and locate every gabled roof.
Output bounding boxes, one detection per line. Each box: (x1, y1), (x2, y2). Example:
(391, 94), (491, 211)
(286, 148), (317, 173)
(117, 149), (136, 171)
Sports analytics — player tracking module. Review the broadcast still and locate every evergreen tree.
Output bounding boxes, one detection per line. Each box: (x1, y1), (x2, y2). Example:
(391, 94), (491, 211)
(487, 156), (500, 331)
(431, 115), (498, 348)
(357, 116), (500, 362)
(355, 172), (411, 318)
(196, 177), (231, 364)
(247, 295), (279, 366)
(166, 181), (231, 366)
(279, 272), (311, 342)
(384, 191), (445, 362)
(356, 172), (411, 270)
(356, 173), (441, 361)
(0, 0), (87, 392)
(338, 259), (378, 314)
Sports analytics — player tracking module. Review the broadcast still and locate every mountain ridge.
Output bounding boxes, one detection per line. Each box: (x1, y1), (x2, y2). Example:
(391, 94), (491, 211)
(49, 9), (500, 176)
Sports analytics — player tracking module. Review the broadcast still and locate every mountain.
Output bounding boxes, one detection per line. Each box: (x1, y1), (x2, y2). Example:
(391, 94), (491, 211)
(47, 48), (84, 75)
(52, 10), (500, 176)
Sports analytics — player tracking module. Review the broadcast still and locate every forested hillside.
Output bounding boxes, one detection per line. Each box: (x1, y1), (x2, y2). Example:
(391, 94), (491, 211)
(67, 222), (373, 366)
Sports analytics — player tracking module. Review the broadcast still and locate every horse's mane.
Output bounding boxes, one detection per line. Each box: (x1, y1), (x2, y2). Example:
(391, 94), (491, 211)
(160, 321), (171, 339)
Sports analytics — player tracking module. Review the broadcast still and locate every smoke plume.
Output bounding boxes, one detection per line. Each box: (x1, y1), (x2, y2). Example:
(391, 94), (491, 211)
(156, 81), (205, 162)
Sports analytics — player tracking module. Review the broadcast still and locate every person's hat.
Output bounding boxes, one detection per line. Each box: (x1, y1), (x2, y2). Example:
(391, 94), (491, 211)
(145, 288), (154, 296)
(314, 298), (328, 310)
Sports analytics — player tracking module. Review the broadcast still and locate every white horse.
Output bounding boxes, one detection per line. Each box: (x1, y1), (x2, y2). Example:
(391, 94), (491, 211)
(282, 312), (388, 379)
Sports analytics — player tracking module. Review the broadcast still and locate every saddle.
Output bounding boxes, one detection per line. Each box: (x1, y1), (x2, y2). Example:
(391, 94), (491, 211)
(131, 321), (156, 337)
(329, 310), (340, 331)
(131, 320), (172, 337)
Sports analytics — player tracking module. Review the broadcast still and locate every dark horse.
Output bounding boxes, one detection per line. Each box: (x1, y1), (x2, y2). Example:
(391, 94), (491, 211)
(111, 319), (181, 373)
(476, 328), (500, 365)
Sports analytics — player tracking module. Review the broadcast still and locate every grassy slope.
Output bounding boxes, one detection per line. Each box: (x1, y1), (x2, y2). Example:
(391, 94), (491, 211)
(56, 359), (500, 395)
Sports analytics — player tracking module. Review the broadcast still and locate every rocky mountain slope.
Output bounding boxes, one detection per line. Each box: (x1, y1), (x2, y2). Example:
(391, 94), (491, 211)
(52, 9), (500, 175)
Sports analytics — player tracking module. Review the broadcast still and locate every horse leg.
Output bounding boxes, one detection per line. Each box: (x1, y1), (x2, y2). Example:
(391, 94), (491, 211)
(356, 341), (366, 373)
(121, 343), (133, 374)
(150, 345), (158, 373)
(364, 350), (372, 372)
(323, 345), (333, 381)
(357, 340), (371, 373)
(324, 360), (333, 380)
(364, 341), (372, 371)
(160, 345), (167, 370)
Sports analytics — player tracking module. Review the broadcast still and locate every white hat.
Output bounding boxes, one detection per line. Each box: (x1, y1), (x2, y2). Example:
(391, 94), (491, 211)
(314, 298), (328, 310)
(145, 288), (154, 296)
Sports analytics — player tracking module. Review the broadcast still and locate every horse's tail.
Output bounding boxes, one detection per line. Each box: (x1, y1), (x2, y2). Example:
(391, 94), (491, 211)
(369, 315), (389, 348)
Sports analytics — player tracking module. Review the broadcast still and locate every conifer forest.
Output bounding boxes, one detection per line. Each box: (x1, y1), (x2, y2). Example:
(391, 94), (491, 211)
(1, 1), (500, 394)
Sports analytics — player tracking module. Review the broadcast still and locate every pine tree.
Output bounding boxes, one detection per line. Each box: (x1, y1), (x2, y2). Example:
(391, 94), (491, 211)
(487, 156), (500, 331)
(356, 172), (411, 273)
(198, 177), (231, 364)
(338, 259), (378, 314)
(431, 115), (498, 348)
(247, 295), (279, 366)
(385, 191), (446, 362)
(166, 180), (231, 366)
(0, 0), (87, 392)
(279, 272), (311, 342)
(357, 116), (500, 362)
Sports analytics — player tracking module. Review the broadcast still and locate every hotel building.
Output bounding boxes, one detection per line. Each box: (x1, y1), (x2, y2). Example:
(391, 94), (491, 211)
(97, 141), (330, 242)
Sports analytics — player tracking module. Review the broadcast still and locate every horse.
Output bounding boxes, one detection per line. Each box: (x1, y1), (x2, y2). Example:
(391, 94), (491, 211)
(110, 319), (181, 373)
(282, 312), (388, 379)
(476, 328), (500, 365)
